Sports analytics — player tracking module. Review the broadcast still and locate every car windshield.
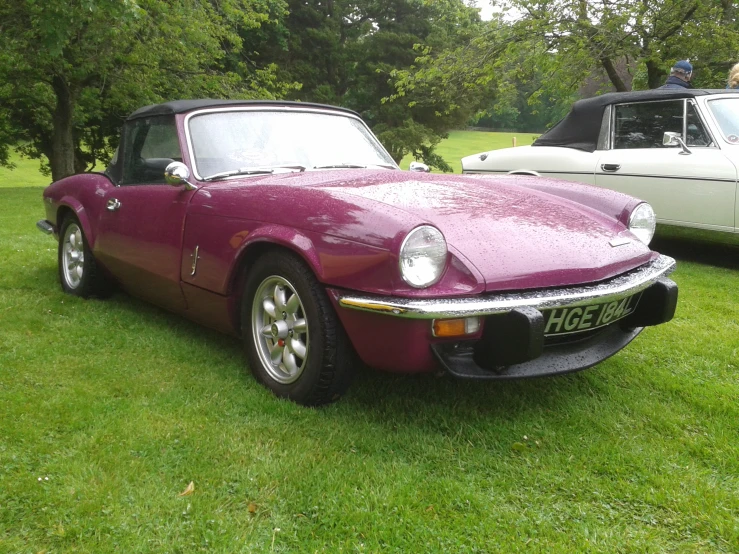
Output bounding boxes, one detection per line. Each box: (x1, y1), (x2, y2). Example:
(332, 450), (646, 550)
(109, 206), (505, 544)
(707, 98), (739, 144)
(188, 109), (397, 179)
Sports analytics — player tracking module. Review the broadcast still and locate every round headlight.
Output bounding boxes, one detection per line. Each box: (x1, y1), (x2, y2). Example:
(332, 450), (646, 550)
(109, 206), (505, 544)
(399, 225), (448, 288)
(628, 202), (657, 245)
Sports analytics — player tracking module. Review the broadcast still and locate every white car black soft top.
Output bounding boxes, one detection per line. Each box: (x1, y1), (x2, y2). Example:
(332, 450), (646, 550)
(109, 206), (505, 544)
(534, 89), (739, 153)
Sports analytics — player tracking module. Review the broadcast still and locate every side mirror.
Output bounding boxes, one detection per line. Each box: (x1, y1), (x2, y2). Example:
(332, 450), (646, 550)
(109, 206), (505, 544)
(663, 132), (692, 155)
(165, 162), (197, 190)
(409, 161), (431, 173)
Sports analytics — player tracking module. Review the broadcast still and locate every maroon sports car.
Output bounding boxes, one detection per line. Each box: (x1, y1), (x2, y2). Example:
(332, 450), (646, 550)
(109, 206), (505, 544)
(37, 100), (678, 405)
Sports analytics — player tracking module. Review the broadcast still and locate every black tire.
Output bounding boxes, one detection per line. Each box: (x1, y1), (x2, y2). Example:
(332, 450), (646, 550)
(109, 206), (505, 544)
(58, 215), (113, 298)
(241, 251), (355, 406)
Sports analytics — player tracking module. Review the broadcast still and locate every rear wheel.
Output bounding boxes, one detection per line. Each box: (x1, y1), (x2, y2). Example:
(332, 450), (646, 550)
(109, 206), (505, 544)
(58, 216), (112, 298)
(242, 251), (355, 405)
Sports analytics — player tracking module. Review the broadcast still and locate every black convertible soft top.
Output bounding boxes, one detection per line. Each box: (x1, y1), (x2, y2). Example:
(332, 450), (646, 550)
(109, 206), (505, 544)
(532, 89), (738, 152)
(126, 99), (359, 120)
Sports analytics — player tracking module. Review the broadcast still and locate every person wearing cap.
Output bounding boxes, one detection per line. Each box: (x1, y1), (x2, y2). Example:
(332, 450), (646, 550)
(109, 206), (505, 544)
(659, 60), (694, 89)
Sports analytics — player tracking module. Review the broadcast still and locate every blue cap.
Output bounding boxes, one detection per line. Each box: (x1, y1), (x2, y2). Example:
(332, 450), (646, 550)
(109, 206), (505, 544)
(673, 60), (693, 73)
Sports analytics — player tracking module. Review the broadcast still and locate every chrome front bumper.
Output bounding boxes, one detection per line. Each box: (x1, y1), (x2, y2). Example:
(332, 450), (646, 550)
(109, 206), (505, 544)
(337, 255), (676, 319)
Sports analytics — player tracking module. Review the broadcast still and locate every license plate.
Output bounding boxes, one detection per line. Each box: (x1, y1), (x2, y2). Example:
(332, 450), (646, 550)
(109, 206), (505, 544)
(542, 293), (641, 336)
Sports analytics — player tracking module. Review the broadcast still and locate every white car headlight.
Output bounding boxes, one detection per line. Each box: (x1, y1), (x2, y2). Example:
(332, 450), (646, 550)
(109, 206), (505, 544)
(399, 225), (448, 288)
(628, 202), (657, 245)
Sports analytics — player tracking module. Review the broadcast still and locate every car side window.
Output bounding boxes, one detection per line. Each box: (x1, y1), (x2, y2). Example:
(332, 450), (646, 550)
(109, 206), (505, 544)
(685, 102), (712, 147)
(613, 101), (684, 150)
(120, 116), (181, 185)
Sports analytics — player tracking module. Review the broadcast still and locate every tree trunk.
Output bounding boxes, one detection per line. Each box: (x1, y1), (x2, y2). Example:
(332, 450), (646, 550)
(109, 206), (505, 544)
(601, 57), (628, 91)
(646, 60), (664, 89)
(50, 75), (76, 181)
(720, 0), (734, 22)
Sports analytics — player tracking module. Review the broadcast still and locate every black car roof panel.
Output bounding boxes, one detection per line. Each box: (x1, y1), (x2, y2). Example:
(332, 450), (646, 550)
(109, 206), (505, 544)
(127, 99), (359, 121)
(532, 89), (738, 152)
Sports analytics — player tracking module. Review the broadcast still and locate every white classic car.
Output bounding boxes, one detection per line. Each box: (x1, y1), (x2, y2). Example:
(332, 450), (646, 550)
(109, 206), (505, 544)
(462, 89), (739, 234)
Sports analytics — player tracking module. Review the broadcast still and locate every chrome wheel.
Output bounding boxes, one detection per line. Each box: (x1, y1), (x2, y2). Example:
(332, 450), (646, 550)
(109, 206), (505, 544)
(252, 275), (309, 384)
(61, 222), (85, 290)
(242, 252), (356, 405)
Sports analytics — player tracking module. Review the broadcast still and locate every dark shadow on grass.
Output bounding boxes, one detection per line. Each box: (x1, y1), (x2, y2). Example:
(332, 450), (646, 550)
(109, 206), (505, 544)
(69, 286), (611, 418)
(22, 262), (630, 427)
(651, 226), (739, 271)
(102, 287), (601, 426)
(14, 265), (58, 290)
(338, 362), (609, 427)
(106, 292), (242, 351)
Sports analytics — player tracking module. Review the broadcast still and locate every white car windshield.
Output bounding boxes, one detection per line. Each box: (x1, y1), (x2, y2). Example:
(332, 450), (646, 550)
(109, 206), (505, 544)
(708, 98), (739, 144)
(188, 109), (397, 179)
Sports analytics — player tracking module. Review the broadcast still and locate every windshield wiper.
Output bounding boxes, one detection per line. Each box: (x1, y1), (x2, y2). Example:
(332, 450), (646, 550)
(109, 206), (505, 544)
(312, 163), (396, 170)
(272, 164), (307, 173)
(202, 164), (307, 182)
(202, 167), (275, 181)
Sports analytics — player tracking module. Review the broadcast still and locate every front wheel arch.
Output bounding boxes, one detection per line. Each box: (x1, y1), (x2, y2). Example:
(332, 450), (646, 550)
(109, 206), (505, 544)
(240, 249), (356, 405)
(55, 198), (95, 249)
(228, 242), (322, 333)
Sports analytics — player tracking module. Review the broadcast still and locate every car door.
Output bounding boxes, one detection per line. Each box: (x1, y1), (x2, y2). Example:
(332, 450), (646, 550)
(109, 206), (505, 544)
(94, 115), (194, 312)
(595, 99), (737, 231)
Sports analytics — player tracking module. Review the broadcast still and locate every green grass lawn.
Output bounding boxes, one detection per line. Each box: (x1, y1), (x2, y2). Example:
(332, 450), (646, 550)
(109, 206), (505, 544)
(0, 152), (51, 188)
(1, 136), (739, 552)
(0, 131), (531, 181)
(0, 151), (105, 189)
(400, 130), (539, 173)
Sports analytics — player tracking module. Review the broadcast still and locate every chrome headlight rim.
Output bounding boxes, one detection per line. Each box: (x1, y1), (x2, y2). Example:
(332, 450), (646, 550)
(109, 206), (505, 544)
(399, 225), (448, 289)
(628, 202), (657, 245)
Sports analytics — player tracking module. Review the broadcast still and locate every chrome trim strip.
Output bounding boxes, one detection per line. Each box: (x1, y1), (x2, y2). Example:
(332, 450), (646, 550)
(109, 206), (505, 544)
(36, 220), (54, 235)
(596, 172), (735, 183)
(463, 170), (594, 176)
(337, 255), (676, 319)
(190, 245), (200, 276)
(466, 169), (735, 183)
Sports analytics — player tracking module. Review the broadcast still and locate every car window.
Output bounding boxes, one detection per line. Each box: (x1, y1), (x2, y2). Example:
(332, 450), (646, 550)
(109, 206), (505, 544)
(613, 100), (684, 149)
(707, 98), (739, 144)
(685, 102), (712, 147)
(120, 116), (181, 185)
(187, 110), (396, 179)
(596, 105), (612, 150)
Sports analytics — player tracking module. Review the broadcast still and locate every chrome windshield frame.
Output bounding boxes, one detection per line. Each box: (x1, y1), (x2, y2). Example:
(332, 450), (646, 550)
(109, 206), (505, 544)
(183, 106), (398, 181)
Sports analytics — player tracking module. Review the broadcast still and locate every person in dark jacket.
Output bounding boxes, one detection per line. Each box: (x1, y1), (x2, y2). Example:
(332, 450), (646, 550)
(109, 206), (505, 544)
(659, 60), (693, 89)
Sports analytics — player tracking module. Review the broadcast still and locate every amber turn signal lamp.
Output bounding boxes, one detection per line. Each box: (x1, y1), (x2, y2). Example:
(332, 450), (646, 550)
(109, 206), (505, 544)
(432, 317), (481, 337)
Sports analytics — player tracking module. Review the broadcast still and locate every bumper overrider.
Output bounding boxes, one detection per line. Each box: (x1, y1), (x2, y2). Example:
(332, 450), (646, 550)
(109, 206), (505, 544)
(335, 255), (678, 379)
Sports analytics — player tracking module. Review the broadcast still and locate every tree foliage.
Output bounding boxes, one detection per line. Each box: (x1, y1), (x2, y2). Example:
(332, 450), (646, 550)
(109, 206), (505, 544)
(495, 0), (739, 90)
(0, 0), (294, 180)
(259, 0), (483, 170)
(4, 0), (738, 178)
(393, 0), (739, 135)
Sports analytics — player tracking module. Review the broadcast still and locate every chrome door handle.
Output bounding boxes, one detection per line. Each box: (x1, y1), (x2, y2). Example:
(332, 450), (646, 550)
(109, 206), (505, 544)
(600, 163), (621, 172)
(107, 199), (121, 211)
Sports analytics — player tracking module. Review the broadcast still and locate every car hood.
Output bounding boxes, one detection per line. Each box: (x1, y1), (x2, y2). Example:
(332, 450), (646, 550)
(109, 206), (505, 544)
(198, 170), (655, 291)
